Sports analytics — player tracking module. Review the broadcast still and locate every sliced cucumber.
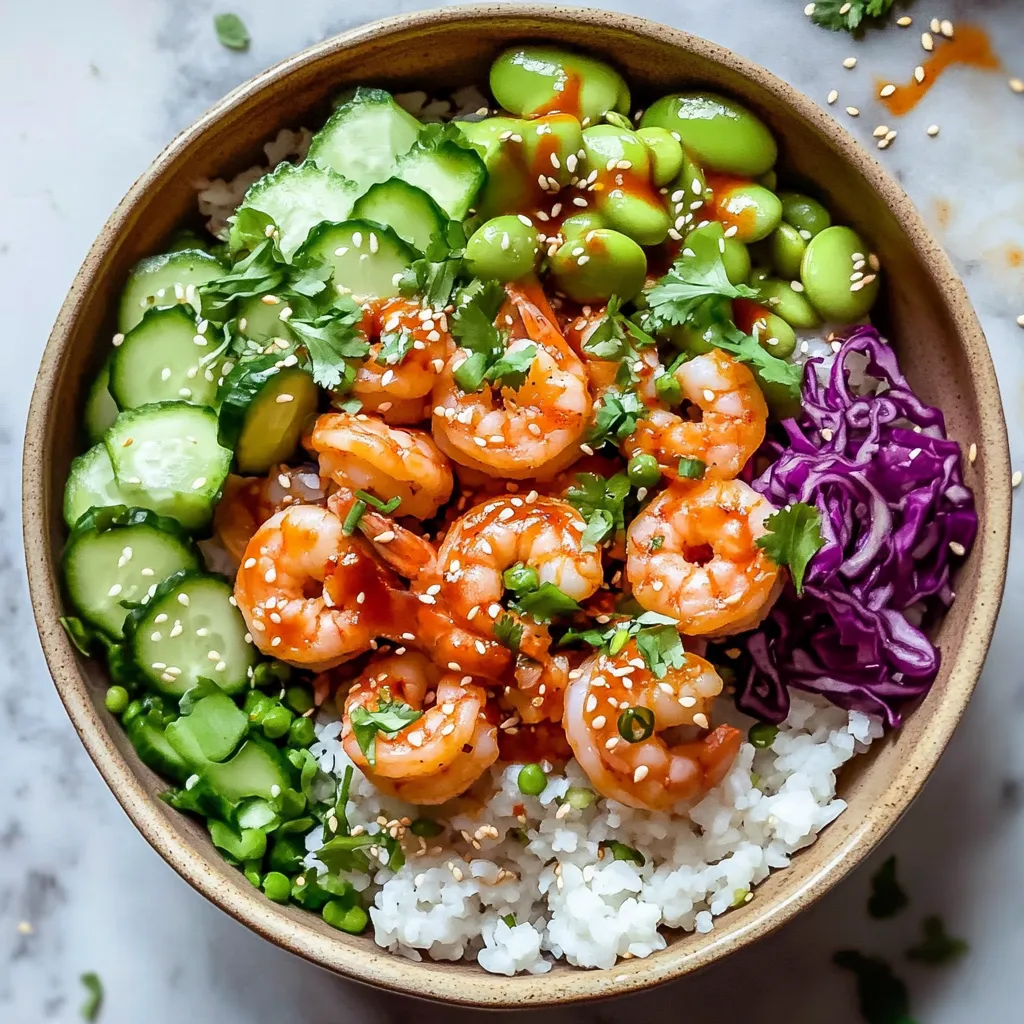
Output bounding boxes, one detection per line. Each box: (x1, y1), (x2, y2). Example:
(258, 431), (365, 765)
(85, 359), (119, 443)
(297, 220), (414, 301)
(128, 571), (257, 696)
(166, 688), (248, 765)
(307, 88), (422, 193)
(396, 140), (486, 220)
(105, 403), (233, 531)
(126, 716), (191, 782)
(118, 249), (224, 334)
(62, 506), (200, 639)
(203, 739), (292, 803)
(229, 162), (359, 260)
(351, 178), (449, 253)
(237, 294), (291, 344)
(110, 306), (221, 410)
(217, 356), (319, 474)
(63, 443), (131, 528)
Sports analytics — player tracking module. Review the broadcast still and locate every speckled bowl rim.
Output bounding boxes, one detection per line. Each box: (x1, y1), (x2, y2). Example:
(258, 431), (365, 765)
(23, 4), (1010, 1008)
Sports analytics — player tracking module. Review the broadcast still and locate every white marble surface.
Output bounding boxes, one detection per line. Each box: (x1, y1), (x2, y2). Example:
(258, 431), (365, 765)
(1, 1), (1022, 1020)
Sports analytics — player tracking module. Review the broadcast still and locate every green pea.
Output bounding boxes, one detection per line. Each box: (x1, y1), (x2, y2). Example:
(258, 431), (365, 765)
(503, 562), (539, 594)
(284, 685), (314, 715)
(104, 685), (130, 715)
(654, 371), (682, 406)
(769, 222), (807, 280)
(252, 661), (292, 691)
(756, 277), (822, 330)
(779, 192), (832, 238)
(409, 817), (444, 838)
(490, 46), (630, 124)
(517, 763), (547, 796)
(262, 871), (291, 903)
(287, 716), (317, 749)
(627, 453), (662, 488)
(800, 225), (880, 323)
(749, 310), (797, 360)
(636, 126), (683, 186)
(323, 900), (369, 934)
(712, 182), (782, 244)
(465, 215), (540, 282)
(640, 92), (777, 176)
(748, 723), (779, 749)
(581, 125), (669, 246)
(261, 704), (294, 740)
(560, 211), (605, 240)
(683, 221), (750, 285)
(549, 228), (647, 303)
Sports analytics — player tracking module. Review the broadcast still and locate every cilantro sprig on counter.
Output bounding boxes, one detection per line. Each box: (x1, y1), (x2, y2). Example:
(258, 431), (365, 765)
(810, 0), (896, 34)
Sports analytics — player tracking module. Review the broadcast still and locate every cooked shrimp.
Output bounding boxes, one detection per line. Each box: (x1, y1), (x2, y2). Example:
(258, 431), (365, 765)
(563, 641), (741, 811)
(625, 348), (767, 481)
(431, 280), (592, 480)
(212, 464), (326, 564)
(626, 479), (782, 636)
(351, 297), (452, 423)
(340, 652), (498, 805)
(234, 504), (414, 671)
(307, 411), (453, 519)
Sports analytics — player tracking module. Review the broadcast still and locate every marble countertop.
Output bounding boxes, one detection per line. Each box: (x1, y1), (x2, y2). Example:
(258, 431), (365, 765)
(2, 1), (1022, 1020)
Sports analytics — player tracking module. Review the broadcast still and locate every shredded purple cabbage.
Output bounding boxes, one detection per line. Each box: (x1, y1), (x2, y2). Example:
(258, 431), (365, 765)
(736, 326), (977, 728)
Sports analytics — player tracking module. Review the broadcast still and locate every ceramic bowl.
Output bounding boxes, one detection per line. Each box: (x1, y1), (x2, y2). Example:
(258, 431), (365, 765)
(22, 4), (1010, 1008)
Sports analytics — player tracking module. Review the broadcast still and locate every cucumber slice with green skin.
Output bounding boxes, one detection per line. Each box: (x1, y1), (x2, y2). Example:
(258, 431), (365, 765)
(105, 402), (233, 531)
(229, 162), (359, 260)
(297, 220), (415, 301)
(217, 356), (319, 474)
(237, 294), (291, 344)
(118, 249), (225, 334)
(395, 140), (486, 220)
(62, 506), (201, 639)
(63, 443), (130, 528)
(166, 688), (248, 765)
(127, 571), (258, 697)
(351, 178), (450, 254)
(126, 716), (191, 783)
(85, 359), (119, 443)
(307, 88), (422, 194)
(110, 306), (222, 410)
(203, 738), (293, 803)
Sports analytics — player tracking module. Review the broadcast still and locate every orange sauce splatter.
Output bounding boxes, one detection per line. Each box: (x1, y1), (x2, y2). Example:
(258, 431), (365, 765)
(879, 24), (1000, 117)
(934, 198), (952, 230)
(1007, 246), (1023, 269)
(705, 173), (758, 237)
(531, 70), (583, 119)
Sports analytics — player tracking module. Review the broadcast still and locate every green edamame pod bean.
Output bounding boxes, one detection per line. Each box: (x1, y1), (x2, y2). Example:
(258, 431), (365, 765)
(636, 127), (684, 186)
(749, 310), (797, 359)
(549, 228), (647, 303)
(756, 278), (822, 330)
(490, 46), (630, 123)
(779, 192), (831, 239)
(749, 265), (772, 287)
(640, 92), (777, 176)
(800, 225), (880, 323)
(580, 125), (669, 246)
(684, 222), (751, 285)
(711, 182), (782, 244)
(666, 152), (710, 237)
(465, 215), (541, 281)
(521, 114), (584, 189)
(667, 320), (718, 356)
(769, 223), (807, 280)
(560, 211), (605, 240)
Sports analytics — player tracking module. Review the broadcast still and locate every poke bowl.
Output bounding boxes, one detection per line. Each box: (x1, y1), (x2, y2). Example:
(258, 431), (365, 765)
(22, 4), (1010, 1008)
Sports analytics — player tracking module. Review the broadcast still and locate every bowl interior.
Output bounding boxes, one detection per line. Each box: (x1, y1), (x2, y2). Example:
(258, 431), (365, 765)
(23, 4), (1009, 1008)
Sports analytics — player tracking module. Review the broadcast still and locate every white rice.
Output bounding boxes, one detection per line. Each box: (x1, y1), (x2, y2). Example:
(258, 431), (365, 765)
(303, 693), (882, 974)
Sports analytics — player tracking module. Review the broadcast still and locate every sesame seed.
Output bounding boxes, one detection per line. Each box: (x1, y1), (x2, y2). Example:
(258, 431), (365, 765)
(827, 90), (839, 105)
(968, 443), (977, 463)
(949, 541), (966, 556)
(804, 2), (815, 13)
(915, 66), (926, 84)
(873, 125), (889, 138)
(897, 15), (912, 26)
(930, 17), (941, 32)
(842, 57), (857, 69)
(1014, 470), (1023, 489)
(275, 394), (294, 403)
(927, 124), (940, 137)
(879, 84), (896, 98)
(693, 712), (709, 729)
(921, 31), (934, 51)
(845, 106), (860, 117)
(633, 765), (649, 783)
(191, 476), (207, 490)
(1010, 78), (1024, 95)
(940, 19), (954, 38)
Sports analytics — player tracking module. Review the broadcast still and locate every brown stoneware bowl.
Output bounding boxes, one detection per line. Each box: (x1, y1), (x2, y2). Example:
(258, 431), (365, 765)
(22, 4), (1011, 1008)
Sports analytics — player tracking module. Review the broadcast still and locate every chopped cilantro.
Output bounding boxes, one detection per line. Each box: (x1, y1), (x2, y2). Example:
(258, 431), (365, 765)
(644, 245), (756, 331)
(755, 502), (825, 595)
(649, 535), (664, 551)
(905, 916), (968, 966)
(566, 471), (631, 549)
(483, 343), (538, 390)
(80, 972), (104, 1022)
(348, 688), (422, 767)
(398, 230), (467, 308)
(494, 614), (524, 653)
(287, 298), (369, 390)
(580, 509), (614, 552)
(601, 841), (645, 866)
(560, 610), (684, 679)
(378, 331), (414, 366)
(868, 856), (908, 919)
(449, 284), (536, 392)
(588, 389), (645, 448)
(315, 832), (376, 874)
(833, 950), (916, 1024)
(811, 0), (896, 33)
(514, 582), (581, 623)
(199, 239), (287, 320)
(214, 12), (250, 51)
(501, 913), (517, 927)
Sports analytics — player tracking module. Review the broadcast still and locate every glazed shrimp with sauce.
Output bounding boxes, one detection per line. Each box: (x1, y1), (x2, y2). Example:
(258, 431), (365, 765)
(340, 652), (498, 805)
(627, 478), (782, 636)
(234, 504), (417, 671)
(431, 280), (593, 480)
(626, 348), (767, 482)
(563, 641), (742, 811)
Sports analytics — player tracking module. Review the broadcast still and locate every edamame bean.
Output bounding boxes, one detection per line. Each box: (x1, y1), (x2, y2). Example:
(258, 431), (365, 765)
(465, 215), (541, 282)
(549, 228), (647, 303)
(323, 900), (369, 934)
(666, 152), (710, 236)
(640, 92), (777, 176)
(560, 211), (605, 239)
(750, 309), (797, 359)
(710, 180), (782, 244)
(684, 222), (751, 285)
(748, 723), (779, 749)
(756, 278), (821, 329)
(627, 453), (662, 488)
(581, 125), (669, 245)
(769, 222), (807, 279)
(636, 126), (684, 186)
(749, 265), (772, 287)
(800, 225), (879, 323)
(104, 685), (130, 715)
(490, 46), (630, 123)
(778, 192), (832, 238)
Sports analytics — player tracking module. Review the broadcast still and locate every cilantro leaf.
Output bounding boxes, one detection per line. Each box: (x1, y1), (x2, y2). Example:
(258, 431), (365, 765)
(559, 610), (683, 679)
(811, 0), (895, 33)
(214, 12), (250, 51)
(80, 972), (104, 1022)
(452, 350), (490, 393)
(315, 832), (376, 874)
(514, 582), (581, 623)
(868, 856), (908, 920)
(566, 471), (631, 550)
(905, 916), (968, 966)
(494, 614), (524, 653)
(348, 691), (423, 768)
(713, 322), (804, 393)
(287, 298), (368, 390)
(833, 951), (916, 1024)
(397, 223), (468, 308)
(588, 389), (645, 448)
(485, 343), (537, 390)
(199, 239), (287, 321)
(755, 502), (825, 595)
(378, 331), (414, 366)
(450, 285), (536, 393)
(580, 509), (614, 552)
(634, 623), (686, 679)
